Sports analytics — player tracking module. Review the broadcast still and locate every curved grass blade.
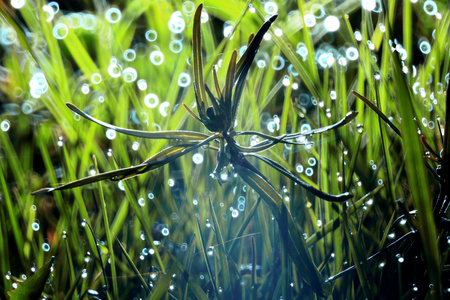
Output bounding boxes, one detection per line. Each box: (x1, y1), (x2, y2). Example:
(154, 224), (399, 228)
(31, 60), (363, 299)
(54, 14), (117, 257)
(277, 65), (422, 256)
(284, 111), (359, 139)
(235, 158), (331, 296)
(114, 234), (150, 294)
(231, 14), (278, 126)
(82, 220), (110, 296)
(32, 134), (219, 195)
(192, 3), (207, 118)
(352, 91), (402, 137)
(66, 103), (209, 141)
(245, 153), (352, 202)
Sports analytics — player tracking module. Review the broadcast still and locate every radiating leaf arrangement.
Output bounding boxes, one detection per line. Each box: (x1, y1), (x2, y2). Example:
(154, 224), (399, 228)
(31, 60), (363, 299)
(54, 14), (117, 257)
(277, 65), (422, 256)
(31, 3), (359, 296)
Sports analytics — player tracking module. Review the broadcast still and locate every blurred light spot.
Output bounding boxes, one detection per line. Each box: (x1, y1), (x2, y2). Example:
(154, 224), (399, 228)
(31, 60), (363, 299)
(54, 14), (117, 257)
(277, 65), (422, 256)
(324, 16), (340, 32)
(106, 129), (116, 140)
(264, 2), (278, 14)
(145, 30), (157, 42)
(53, 23), (68, 39)
(124, 49), (136, 61)
(159, 101), (169, 116)
(169, 40), (182, 53)
(91, 73), (102, 84)
(11, 0), (25, 9)
(193, 153), (203, 164)
(144, 93), (159, 108)
(304, 14), (316, 27)
(150, 50), (164, 65)
(123, 67), (137, 82)
(105, 8), (121, 23)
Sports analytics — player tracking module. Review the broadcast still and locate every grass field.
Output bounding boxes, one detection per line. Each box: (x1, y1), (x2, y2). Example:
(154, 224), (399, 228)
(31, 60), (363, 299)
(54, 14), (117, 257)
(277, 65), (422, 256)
(0, 0), (449, 299)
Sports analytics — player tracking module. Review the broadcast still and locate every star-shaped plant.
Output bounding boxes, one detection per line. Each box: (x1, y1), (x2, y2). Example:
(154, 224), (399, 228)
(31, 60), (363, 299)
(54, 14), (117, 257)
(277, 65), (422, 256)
(32, 4), (358, 296)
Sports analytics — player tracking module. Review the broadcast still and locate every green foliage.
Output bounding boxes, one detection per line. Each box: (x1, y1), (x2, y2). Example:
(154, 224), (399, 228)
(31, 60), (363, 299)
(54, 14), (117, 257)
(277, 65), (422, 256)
(0, 0), (449, 299)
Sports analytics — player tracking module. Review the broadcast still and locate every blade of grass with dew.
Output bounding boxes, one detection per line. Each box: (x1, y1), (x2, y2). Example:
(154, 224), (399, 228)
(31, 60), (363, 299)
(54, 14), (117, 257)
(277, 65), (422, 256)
(208, 198), (232, 295)
(389, 40), (441, 297)
(114, 234), (150, 294)
(235, 159), (332, 296)
(93, 156), (118, 299)
(194, 214), (219, 298)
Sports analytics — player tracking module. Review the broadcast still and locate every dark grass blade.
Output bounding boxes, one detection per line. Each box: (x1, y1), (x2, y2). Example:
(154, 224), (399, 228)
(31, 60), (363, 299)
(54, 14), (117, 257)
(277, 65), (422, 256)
(114, 234), (150, 294)
(32, 135), (218, 195)
(66, 102), (208, 141)
(212, 67), (223, 103)
(204, 83), (221, 116)
(8, 257), (54, 300)
(192, 3), (208, 118)
(444, 85), (450, 157)
(235, 14), (278, 81)
(245, 153), (352, 202)
(230, 15), (278, 127)
(235, 157), (331, 296)
(284, 111), (359, 139)
(224, 50), (237, 116)
(352, 91), (402, 137)
(64, 261), (88, 300)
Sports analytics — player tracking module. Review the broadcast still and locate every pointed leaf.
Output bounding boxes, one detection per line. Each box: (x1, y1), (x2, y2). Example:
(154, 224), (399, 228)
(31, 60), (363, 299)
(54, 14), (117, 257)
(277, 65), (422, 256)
(285, 111), (359, 139)
(223, 50), (237, 116)
(245, 153), (352, 201)
(8, 257), (54, 300)
(32, 134), (219, 195)
(192, 4), (208, 117)
(66, 103), (208, 141)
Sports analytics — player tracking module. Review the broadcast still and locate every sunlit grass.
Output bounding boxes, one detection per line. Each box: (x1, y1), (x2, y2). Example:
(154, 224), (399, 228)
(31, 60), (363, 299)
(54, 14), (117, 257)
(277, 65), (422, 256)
(0, 0), (449, 299)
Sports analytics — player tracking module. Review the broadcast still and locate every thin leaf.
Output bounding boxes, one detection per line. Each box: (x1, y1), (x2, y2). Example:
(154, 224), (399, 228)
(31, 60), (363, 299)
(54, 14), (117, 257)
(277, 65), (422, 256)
(284, 111), (359, 139)
(245, 153), (352, 202)
(32, 134), (219, 195)
(192, 3), (208, 117)
(115, 234), (150, 294)
(66, 102), (208, 141)
(224, 49), (237, 116)
(352, 91), (402, 137)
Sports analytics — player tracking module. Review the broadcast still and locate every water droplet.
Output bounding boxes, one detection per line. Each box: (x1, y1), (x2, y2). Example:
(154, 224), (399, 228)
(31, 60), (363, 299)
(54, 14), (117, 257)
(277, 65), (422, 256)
(168, 179), (175, 187)
(324, 16), (340, 32)
(357, 124), (364, 133)
(106, 129), (116, 140)
(192, 153), (203, 164)
(42, 243), (50, 252)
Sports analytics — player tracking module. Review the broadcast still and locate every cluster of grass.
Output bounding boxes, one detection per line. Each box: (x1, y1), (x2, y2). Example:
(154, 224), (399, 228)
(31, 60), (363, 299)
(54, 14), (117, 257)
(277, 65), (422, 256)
(0, 0), (449, 299)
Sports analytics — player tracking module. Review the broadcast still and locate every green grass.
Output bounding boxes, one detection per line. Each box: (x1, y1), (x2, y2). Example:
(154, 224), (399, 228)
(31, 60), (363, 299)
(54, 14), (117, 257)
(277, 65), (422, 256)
(0, 0), (449, 299)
